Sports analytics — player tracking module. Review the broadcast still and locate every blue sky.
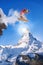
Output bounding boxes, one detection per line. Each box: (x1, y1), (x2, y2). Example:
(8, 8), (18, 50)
(0, 0), (43, 45)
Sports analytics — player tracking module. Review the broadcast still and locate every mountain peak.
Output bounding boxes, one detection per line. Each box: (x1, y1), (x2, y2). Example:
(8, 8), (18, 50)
(18, 28), (34, 45)
(17, 29), (42, 54)
(18, 29), (29, 45)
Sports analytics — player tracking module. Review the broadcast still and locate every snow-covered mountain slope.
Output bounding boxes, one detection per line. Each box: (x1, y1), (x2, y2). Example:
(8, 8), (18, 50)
(0, 29), (43, 65)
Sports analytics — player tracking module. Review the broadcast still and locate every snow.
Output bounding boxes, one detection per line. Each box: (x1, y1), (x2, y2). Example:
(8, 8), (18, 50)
(0, 29), (43, 65)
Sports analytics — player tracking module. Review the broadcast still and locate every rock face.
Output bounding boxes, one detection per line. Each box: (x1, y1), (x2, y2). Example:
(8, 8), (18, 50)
(16, 53), (43, 65)
(0, 23), (7, 35)
(0, 8), (7, 35)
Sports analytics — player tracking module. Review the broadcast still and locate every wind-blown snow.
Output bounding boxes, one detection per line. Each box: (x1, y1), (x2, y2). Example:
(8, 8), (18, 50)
(0, 8), (20, 25)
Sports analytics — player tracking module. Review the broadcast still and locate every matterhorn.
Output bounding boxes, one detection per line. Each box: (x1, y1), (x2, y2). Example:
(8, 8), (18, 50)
(0, 29), (43, 65)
